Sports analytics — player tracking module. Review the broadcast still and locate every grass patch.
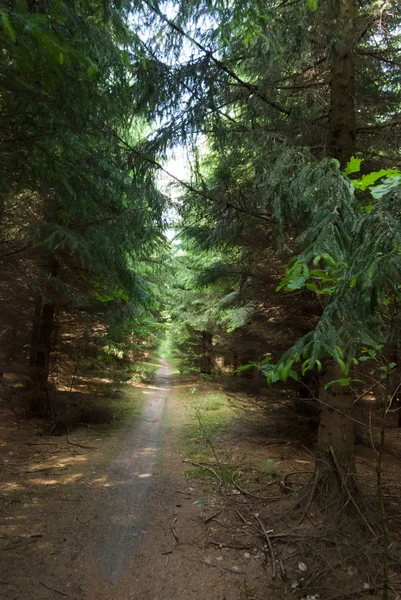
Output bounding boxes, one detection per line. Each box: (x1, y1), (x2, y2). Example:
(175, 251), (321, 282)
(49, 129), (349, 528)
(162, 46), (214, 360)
(174, 381), (284, 489)
(175, 384), (235, 483)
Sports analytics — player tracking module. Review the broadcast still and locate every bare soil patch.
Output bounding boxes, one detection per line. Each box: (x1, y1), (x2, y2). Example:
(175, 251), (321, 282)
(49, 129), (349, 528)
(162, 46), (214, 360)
(1, 367), (401, 599)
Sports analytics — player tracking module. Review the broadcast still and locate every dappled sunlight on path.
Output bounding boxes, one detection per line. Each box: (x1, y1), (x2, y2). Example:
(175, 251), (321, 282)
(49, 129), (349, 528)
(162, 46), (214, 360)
(96, 357), (170, 584)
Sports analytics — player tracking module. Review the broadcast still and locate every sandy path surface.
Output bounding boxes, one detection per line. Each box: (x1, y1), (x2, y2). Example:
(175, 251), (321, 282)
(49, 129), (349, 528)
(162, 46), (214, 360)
(0, 360), (247, 600)
(96, 357), (170, 584)
(82, 363), (242, 600)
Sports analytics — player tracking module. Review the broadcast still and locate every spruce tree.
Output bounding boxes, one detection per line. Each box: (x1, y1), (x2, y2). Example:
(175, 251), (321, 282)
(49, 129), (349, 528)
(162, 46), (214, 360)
(130, 0), (401, 497)
(0, 1), (166, 411)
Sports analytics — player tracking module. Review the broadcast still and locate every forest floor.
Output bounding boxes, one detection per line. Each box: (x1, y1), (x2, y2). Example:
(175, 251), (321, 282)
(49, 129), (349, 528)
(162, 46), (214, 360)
(1, 358), (401, 599)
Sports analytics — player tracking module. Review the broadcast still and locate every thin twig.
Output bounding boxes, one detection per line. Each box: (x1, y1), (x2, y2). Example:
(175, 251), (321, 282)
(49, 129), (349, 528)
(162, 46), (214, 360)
(329, 447), (376, 536)
(231, 473), (282, 501)
(253, 513), (277, 579)
(171, 517), (179, 543)
(297, 470), (319, 526)
(39, 581), (70, 598)
(27, 442), (58, 447)
(67, 436), (97, 450)
(235, 508), (248, 524)
(1, 539), (39, 551)
(23, 467), (67, 473)
(208, 541), (252, 550)
(0, 500), (16, 512)
(204, 506), (225, 524)
(194, 410), (224, 481)
(182, 459), (222, 485)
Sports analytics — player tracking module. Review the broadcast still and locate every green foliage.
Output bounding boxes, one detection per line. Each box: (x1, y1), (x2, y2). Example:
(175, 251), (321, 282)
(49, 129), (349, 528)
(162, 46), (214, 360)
(0, 0), (169, 384)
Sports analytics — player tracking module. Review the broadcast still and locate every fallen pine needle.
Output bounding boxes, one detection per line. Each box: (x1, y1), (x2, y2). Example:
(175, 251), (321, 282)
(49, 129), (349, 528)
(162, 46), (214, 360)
(171, 517), (179, 543)
(39, 581), (70, 597)
(67, 436), (97, 450)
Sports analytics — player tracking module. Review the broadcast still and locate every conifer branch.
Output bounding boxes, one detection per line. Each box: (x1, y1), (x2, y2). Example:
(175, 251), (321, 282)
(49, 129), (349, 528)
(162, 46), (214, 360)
(143, 1), (291, 116)
(111, 130), (273, 224)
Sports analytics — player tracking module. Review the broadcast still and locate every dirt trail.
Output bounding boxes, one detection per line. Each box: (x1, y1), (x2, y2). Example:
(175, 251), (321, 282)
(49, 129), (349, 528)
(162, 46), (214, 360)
(83, 361), (242, 600)
(96, 357), (170, 584)
(0, 360), (254, 600)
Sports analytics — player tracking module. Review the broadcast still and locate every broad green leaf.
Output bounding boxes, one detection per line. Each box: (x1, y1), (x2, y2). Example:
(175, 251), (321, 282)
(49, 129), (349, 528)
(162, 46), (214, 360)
(309, 270), (336, 282)
(306, 0), (318, 11)
(322, 253), (336, 268)
(306, 283), (318, 291)
(371, 176), (401, 199)
(325, 378), (363, 388)
(343, 156), (363, 176)
(287, 277), (306, 290)
(353, 169), (401, 191)
(234, 363), (255, 373)
(334, 345), (344, 359)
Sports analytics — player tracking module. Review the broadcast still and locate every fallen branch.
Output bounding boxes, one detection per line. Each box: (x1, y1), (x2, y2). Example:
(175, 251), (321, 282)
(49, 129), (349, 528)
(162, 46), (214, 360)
(1, 539), (39, 552)
(175, 489), (193, 497)
(23, 467), (67, 474)
(0, 500), (17, 513)
(235, 508), (248, 524)
(171, 517), (179, 543)
(297, 470), (319, 525)
(211, 518), (235, 530)
(182, 459), (222, 485)
(231, 473), (282, 501)
(67, 436), (97, 450)
(39, 581), (70, 598)
(194, 410), (225, 482)
(253, 513), (277, 579)
(27, 442), (58, 447)
(329, 446), (376, 536)
(208, 541), (252, 550)
(204, 506), (225, 524)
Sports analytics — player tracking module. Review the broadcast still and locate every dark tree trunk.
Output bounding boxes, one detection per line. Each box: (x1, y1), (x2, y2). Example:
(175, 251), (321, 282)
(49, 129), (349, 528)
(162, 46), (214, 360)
(315, 366), (356, 497)
(28, 295), (55, 414)
(295, 371), (320, 419)
(328, 0), (356, 167)
(233, 350), (239, 374)
(314, 0), (357, 495)
(199, 331), (213, 374)
(387, 339), (401, 427)
(28, 263), (58, 414)
(28, 295), (43, 371)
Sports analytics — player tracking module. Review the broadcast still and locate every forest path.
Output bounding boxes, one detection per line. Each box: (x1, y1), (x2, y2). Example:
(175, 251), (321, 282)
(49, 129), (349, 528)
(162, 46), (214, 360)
(0, 360), (248, 600)
(96, 356), (171, 584)
(82, 360), (242, 600)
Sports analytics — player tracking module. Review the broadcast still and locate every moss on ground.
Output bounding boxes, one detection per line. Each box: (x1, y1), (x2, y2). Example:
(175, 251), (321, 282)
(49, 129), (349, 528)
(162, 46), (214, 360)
(172, 383), (235, 483)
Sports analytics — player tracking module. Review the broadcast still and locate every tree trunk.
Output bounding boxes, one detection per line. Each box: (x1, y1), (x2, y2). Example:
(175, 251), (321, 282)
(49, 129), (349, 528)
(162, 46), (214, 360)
(313, 0), (357, 497)
(199, 331), (213, 374)
(315, 365), (356, 497)
(28, 294), (55, 414)
(328, 0), (357, 167)
(28, 263), (58, 414)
